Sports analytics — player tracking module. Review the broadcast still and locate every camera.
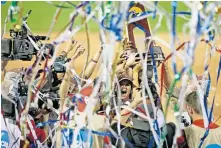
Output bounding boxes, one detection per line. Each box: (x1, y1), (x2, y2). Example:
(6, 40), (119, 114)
(53, 55), (71, 73)
(1, 10), (54, 61)
(180, 112), (192, 129)
(18, 81), (28, 96)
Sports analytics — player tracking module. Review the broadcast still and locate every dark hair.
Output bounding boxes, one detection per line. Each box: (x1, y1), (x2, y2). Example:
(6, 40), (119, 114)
(142, 80), (159, 107)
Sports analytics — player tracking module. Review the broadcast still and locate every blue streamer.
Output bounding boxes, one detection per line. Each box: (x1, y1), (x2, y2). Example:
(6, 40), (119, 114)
(198, 56), (221, 147)
(150, 47), (158, 83)
(36, 120), (136, 146)
(171, 1), (178, 75)
(172, 63), (177, 75)
(204, 40), (212, 71)
(204, 73), (211, 118)
(206, 74), (211, 98)
(68, 2), (90, 32)
(203, 2), (208, 12)
(61, 129), (68, 147)
(175, 12), (191, 15)
(67, 108), (71, 123)
(204, 65), (209, 71)
(101, 13), (123, 41)
(197, 12), (201, 35)
(36, 120), (58, 128)
(206, 24), (215, 42)
(30, 143), (36, 148)
(37, 120), (113, 137)
(64, 127), (136, 147)
(147, 120), (161, 148)
(154, 120), (161, 138)
(72, 95), (84, 103)
(209, 56), (221, 123)
(216, 56), (221, 83)
(153, 1), (158, 19)
(180, 67), (187, 77)
(47, 1), (76, 9)
(69, 129), (73, 145)
(85, 2), (91, 14)
(172, 1), (177, 37)
(65, 1), (77, 8)
(1, 1), (6, 4)
(77, 1), (89, 9)
(69, 13), (78, 32)
(148, 136), (155, 148)
(198, 129), (209, 148)
(208, 29), (215, 41)
(132, 22), (150, 36)
(200, 11), (215, 37)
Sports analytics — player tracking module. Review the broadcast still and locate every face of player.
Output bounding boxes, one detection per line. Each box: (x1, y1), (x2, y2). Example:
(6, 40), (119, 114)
(120, 80), (132, 101)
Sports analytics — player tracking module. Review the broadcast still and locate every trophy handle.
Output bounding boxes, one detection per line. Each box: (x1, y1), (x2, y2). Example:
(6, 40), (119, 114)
(126, 3), (152, 53)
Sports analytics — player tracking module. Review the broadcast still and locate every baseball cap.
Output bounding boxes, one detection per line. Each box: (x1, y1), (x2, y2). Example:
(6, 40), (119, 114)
(117, 74), (133, 85)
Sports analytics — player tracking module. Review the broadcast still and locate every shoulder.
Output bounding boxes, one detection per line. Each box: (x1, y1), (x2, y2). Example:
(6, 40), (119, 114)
(183, 125), (196, 134)
(214, 126), (221, 131)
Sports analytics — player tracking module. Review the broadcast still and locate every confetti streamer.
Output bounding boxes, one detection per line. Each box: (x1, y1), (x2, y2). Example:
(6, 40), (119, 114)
(1, 1), (221, 147)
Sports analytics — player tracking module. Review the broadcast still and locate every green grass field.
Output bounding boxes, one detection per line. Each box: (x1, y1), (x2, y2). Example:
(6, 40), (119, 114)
(1, 1), (192, 33)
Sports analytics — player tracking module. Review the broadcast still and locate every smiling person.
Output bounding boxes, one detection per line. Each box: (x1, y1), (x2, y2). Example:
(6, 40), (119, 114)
(116, 74), (134, 105)
(109, 73), (135, 125)
(110, 64), (174, 147)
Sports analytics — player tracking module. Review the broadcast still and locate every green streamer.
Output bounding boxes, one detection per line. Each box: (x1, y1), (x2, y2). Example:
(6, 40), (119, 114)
(11, 1), (18, 7)
(164, 73), (180, 118)
(159, 73), (181, 144)
(174, 103), (179, 112)
(10, 1), (19, 23)
(101, 1), (112, 26)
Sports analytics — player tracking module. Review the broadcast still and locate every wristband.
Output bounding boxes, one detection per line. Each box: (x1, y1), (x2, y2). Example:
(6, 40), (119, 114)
(61, 51), (67, 56)
(91, 59), (98, 63)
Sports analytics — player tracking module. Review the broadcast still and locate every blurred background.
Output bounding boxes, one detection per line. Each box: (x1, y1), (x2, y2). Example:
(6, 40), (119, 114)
(1, 1), (191, 33)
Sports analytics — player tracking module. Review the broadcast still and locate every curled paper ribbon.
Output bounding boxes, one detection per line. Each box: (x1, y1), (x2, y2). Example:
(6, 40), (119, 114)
(2, 1), (221, 147)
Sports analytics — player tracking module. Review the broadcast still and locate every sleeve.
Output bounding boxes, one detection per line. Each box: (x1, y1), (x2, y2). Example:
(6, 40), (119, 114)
(36, 128), (46, 143)
(177, 130), (189, 148)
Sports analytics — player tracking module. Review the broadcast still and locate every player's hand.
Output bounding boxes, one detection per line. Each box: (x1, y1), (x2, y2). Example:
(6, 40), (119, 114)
(117, 52), (127, 65)
(133, 90), (143, 105)
(76, 46), (85, 56)
(123, 38), (136, 50)
(73, 46), (85, 60)
(126, 53), (140, 67)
